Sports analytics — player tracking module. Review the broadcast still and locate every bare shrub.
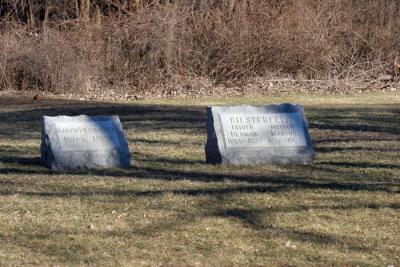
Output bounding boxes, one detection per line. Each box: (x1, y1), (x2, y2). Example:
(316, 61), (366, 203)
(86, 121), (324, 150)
(100, 0), (400, 90)
(101, 2), (284, 88)
(1, 0), (399, 93)
(0, 27), (98, 93)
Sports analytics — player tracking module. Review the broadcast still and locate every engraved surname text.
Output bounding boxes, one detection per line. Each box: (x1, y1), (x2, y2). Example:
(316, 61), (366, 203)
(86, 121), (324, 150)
(220, 113), (307, 148)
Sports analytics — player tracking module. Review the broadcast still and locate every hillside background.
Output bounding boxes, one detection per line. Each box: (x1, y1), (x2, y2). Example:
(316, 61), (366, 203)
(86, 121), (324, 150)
(1, 0), (399, 95)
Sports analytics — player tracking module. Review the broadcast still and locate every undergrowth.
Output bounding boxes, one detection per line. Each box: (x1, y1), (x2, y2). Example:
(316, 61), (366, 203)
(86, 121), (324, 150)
(0, 0), (399, 93)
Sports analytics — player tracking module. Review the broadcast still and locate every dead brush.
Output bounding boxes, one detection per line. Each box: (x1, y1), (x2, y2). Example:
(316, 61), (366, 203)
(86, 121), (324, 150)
(1, 0), (400, 93)
(0, 27), (98, 93)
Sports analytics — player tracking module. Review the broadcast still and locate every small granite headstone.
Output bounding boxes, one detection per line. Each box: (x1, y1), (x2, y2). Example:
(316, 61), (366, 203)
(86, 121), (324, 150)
(41, 115), (131, 170)
(205, 104), (314, 165)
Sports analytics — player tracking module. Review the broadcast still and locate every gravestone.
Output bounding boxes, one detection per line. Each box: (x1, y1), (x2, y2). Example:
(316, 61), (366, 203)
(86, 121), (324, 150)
(205, 104), (314, 165)
(41, 115), (131, 170)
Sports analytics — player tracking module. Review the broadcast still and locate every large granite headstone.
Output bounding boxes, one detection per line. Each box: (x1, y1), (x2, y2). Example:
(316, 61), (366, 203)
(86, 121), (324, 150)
(41, 115), (131, 170)
(205, 104), (314, 165)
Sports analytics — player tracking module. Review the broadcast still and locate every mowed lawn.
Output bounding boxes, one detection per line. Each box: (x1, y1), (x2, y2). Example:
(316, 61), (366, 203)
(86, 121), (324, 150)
(0, 93), (399, 266)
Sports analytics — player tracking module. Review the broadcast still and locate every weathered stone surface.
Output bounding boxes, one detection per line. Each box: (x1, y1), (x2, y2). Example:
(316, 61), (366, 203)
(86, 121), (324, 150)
(41, 115), (131, 170)
(205, 104), (315, 165)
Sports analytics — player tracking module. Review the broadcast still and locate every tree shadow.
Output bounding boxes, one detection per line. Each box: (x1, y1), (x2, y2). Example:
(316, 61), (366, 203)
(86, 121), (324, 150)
(0, 156), (41, 166)
(1, 94), (400, 264)
(128, 138), (183, 146)
(0, 97), (207, 140)
(0, 165), (398, 196)
(316, 146), (400, 153)
(318, 161), (400, 169)
(313, 137), (396, 144)
(0, 97), (399, 199)
(211, 207), (371, 251)
(135, 151), (205, 165)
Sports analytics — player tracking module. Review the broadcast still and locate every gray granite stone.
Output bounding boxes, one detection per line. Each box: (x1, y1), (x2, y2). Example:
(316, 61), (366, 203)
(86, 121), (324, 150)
(205, 104), (315, 165)
(41, 115), (131, 170)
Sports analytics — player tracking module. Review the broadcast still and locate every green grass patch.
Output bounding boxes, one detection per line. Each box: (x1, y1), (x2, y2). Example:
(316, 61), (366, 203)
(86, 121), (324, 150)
(0, 93), (399, 266)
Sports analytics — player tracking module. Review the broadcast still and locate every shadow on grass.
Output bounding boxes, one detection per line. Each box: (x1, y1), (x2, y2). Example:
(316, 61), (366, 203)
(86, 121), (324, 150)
(309, 122), (400, 135)
(0, 96), (399, 138)
(135, 151), (205, 165)
(0, 96), (399, 192)
(128, 138), (183, 146)
(0, 156), (41, 166)
(0, 99), (399, 193)
(0, 230), (93, 265)
(0, 97), (206, 140)
(318, 161), (400, 169)
(1, 181), (397, 259)
(316, 146), (400, 153)
(1, 97), (399, 263)
(210, 207), (384, 252)
(313, 137), (397, 144)
(0, 165), (398, 196)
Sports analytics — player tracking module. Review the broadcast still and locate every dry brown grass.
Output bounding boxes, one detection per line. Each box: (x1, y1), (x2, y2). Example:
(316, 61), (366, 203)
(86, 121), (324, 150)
(0, 93), (399, 266)
(0, 28), (97, 93)
(0, 0), (399, 93)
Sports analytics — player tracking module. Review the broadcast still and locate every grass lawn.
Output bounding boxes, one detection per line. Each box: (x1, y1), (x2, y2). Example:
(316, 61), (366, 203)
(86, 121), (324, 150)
(0, 93), (399, 266)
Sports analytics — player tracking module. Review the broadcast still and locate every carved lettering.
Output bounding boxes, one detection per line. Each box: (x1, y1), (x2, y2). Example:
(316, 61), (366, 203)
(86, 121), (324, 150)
(54, 121), (121, 151)
(220, 113), (307, 148)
